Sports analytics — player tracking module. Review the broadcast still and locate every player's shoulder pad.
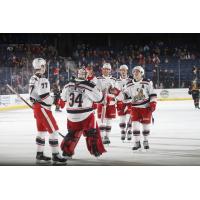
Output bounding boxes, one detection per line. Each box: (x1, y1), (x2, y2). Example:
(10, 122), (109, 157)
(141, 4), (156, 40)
(142, 78), (151, 82)
(110, 77), (116, 81)
(79, 80), (96, 88)
(64, 79), (75, 87)
(97, 76), (104, 79)
(29, 75), (38, 85)
(126, 80), (134, 88)
(127, 79), (133, 85)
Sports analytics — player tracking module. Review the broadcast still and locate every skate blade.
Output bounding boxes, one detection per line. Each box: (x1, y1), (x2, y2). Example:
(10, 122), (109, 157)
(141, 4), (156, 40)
(63, 156), (72, 160)
(52, 161), (67, 166)
(132, 148), (142, 152)
(36, 160), (51, 165)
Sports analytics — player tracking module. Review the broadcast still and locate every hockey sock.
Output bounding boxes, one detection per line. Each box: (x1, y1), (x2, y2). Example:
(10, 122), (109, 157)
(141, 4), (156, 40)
(99, 125), (106, 138)
(143, 130), (150, 141)
(133, 130), (140, 142)
(105, 126), (111, 137)
(119, 122), (126, 132)
(119, 116), (126, 131)
(142, 124), (150, 141)
(36, 132), (46, 153)
(49, 131), (59, 154)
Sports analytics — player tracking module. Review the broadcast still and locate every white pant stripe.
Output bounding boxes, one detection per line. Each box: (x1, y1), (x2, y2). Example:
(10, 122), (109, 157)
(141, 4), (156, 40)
(41, 108), (55, 133)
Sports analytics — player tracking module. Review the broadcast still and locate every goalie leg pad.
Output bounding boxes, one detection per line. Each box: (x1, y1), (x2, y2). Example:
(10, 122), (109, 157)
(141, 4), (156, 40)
(60, 130), (82, 156)
(85, 126), (106, 157)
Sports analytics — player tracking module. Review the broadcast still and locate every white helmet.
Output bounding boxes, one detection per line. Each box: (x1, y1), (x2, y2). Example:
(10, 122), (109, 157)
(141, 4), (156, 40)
(77, 68), (87, 80)
(120, 64), (128, 70)
(102, 63), (111, 70)
(132, 66), (144, 76)
(32, 58), (46, 70)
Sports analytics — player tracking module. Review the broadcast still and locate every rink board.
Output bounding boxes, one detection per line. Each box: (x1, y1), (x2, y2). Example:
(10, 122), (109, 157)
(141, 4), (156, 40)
(0, 88), (192, 111)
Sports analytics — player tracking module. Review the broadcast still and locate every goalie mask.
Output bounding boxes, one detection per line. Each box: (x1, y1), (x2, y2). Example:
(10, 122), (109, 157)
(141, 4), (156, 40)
(77, 68), (87, 80)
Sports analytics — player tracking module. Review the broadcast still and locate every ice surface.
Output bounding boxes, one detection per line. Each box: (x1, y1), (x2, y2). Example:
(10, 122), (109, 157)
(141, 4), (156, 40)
(1, 100), (200, 166)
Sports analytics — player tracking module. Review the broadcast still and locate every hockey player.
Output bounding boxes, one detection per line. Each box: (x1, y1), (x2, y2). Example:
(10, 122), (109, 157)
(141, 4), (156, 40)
(86, 66), (97, 84)
(96, 63), (119, 144)
(188, 78), (200, 109)
(86, 66), (98, 110)
(115, 66), (157, 150)
(116, 65), (132, 141)
(29, 58), (67, 164)
(60, 68), (106, 158)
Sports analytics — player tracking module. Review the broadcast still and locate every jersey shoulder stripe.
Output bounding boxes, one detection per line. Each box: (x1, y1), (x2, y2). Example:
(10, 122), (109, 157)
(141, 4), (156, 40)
(126, 83), (135, 88)
(110, 77), (116, 81)
(97, 76), (105, 79)
(142, 78), (151, 82)
(79, 80), (95, 88)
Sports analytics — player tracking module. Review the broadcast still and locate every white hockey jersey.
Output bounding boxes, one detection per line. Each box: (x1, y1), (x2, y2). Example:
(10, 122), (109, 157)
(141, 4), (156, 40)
(29, 74), (54, 110)
(117, 78), (157, 108)
(116, 76), (132, 91)
(96, 75), (118, 105)
(61, 79), (104, 122)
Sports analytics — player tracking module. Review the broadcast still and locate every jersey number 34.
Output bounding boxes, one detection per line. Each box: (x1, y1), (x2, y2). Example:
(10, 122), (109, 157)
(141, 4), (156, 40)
(69, 93), (83, 107)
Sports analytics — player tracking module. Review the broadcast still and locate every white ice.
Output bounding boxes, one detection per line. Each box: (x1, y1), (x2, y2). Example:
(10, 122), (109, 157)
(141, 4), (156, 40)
(1, 100), (200, 165)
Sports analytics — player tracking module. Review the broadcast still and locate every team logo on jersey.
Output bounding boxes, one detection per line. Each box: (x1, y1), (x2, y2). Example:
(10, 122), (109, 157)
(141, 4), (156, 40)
(133, 88), (146, 102)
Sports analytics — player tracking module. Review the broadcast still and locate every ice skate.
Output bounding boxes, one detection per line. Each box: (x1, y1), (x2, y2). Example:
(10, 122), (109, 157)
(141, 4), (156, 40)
(103, 136), (110, 144)
(127, 130), (132, 141)
(143, 140), (150, 150)
(62, 152), (73, 160)
(52, 153), (67, 165)
(36, 152), (51, 164)
(132, 141), (141, 151)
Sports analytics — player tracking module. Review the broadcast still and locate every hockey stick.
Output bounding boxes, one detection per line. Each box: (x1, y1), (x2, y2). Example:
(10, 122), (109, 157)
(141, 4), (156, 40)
(6, 84), (33, 108)
(101, 90), (108, 124)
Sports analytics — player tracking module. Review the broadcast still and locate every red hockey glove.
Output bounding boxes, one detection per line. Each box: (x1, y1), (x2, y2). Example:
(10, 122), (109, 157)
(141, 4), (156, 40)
(57, 98), (65, 109)
(108, 86), (120, 96)
(149, 102), (156, 112)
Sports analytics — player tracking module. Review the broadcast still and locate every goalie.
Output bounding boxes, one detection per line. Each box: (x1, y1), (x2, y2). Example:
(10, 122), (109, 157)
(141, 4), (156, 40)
(60, 68), (106, 158)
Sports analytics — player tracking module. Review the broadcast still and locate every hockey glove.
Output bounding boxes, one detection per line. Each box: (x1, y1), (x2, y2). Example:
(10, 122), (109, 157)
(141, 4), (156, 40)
(108, 86), (121, 96)
(57, 98), (65, 109)
(188, 90), (192, 95)
(148, 102), (156, 112)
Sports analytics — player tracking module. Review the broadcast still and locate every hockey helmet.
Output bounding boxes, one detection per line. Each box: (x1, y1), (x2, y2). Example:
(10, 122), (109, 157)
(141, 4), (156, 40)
(77, 68), (87, 79)
(102, 63), (111, 70)
(132, 66), (144, 76)
(119, 64), (128, 70)
(32, 58), (46, 70)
